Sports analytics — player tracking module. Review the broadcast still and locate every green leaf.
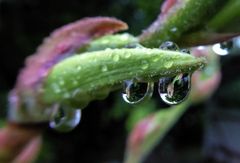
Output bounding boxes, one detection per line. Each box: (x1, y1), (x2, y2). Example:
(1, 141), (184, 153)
(139, 0), (235, 47)
(43, 48), (206, 108)
(124, 100), (190, 163)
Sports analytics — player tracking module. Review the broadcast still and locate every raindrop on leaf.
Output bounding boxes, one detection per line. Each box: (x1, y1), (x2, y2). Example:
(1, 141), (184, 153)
(113, 54), (120, 62)
(141, 60), (149, 70)
(122, 80), (154, 104)
(49, 104), (81, 132)
(180, 48), (190, 54)
(158, 73), (191, 105)
(101, 65), (108, 72)
(159, 41), (179, 51)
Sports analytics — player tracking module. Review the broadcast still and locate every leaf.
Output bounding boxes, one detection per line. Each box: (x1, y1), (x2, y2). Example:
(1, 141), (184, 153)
(15, 17), (127, 93)
(8, 17), (128, 122)
(0, 124), (42, 162)
(139, 0), (239, 47)
(124, 101), (190, 163)
(43, 48), (206, 109)
(207, 0), (240, 33)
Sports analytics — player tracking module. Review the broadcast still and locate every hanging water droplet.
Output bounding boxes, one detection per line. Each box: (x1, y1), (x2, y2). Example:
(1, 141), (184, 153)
(49, 104), (81, 132)
(212, 41), (233, 56)
(122, 80), (154, 104)
(159, 41), (179, 51)
(158, 73), (191, 105)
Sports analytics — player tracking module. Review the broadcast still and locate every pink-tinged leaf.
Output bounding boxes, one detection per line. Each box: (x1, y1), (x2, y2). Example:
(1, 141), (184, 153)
(161, 0), (177, 15)
(0, 124), (42, 162)
(13, 135), (42, 163)
(16, 17), (128, 93)
(190, 46), (221, 103)
(125, 102), (189, 163)
(9, 17), (128, 122)
(139, 0), (237, 47)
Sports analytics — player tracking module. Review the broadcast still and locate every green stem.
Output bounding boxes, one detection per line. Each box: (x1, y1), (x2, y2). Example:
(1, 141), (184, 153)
(139, 0), (227, 47)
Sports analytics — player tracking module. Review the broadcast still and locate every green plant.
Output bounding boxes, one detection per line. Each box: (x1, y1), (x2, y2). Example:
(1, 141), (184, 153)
(0, 0), (239, 162)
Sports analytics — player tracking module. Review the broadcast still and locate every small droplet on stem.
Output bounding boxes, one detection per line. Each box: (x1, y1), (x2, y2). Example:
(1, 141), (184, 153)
(180, 48), (190, 54)
(159, 41), (179, 51)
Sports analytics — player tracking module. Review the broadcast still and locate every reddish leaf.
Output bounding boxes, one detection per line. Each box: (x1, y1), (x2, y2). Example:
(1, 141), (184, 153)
(9, 17), (127, 120)
(16, 17), (127, 93)
(161, 0), (177, 15)
(0, 124), (42, 162)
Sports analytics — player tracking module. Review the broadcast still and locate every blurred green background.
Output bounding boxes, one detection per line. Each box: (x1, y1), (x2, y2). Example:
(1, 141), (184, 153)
(1, 0), (240, 162)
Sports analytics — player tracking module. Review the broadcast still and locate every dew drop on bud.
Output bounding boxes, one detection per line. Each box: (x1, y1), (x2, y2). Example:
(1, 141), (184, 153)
(49, 104), (81, 132)
(158, 73), (191, 105)
(122, 80), (154, 104)
(159, 41), (179, 51)
(180, 48), (190, 54)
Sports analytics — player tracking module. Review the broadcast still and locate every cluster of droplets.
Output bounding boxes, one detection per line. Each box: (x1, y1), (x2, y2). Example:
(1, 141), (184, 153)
(49, 104), (81, 132)
(122, 41), (191, 105)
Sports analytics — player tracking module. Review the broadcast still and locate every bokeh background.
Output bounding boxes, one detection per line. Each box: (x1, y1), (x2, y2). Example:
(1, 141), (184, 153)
(1, 0), (240, 162)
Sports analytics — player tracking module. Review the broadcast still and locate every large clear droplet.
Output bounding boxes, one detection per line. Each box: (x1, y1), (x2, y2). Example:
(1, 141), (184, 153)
(158, 73), (191, 105)
(49, 104), (81, 132)
(212, 41), (233, 56)
(159, 41), (179, 51)
(122, 80), (154, 104)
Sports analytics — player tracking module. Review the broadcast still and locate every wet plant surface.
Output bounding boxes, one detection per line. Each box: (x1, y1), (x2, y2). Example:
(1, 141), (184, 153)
(0, 0), (240, 163)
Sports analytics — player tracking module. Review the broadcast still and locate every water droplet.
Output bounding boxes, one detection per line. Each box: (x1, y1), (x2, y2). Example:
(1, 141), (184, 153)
(76, 66), (82, 71)
(158, 73), (191, 105)
(141, 60), (149, 70)
(212, 41), (233, 56)
(49, 104), (81, 132)
(120, 34), (129, 41)
(164, 61), (173, 68)
(170, 27), (178, 33)
(125, 43), (144, 49)
(152, 57), (159, 62)
(159, 41), (179, 51)
(180, 49), (190, 54)
(122, 80), (154, 104)
(124, 52), (131, 59)
(101, 65), (108, 72)
(113, 54), (120, 62)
